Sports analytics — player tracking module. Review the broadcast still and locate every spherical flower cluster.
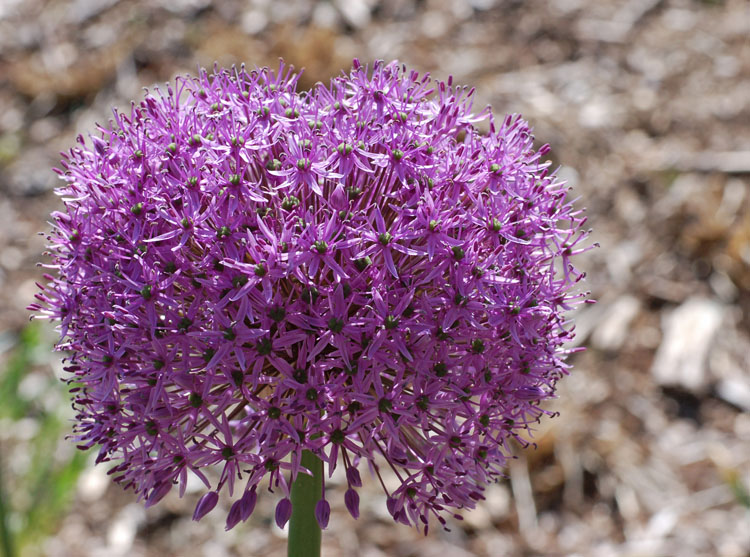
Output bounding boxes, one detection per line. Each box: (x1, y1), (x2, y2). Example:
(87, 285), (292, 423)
(32, 59), (591, 532)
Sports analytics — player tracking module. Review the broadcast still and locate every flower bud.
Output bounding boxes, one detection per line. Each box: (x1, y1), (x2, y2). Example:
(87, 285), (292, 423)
(275, 498), (293, 528)
(192, 491), (219, 521)
(315, 499), (331, 529)
(344, 488), (360, 519)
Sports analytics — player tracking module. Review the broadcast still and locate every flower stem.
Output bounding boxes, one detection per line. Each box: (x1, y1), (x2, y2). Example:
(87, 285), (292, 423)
(0, 456), (15, 557)
(288, 450), (323, 557)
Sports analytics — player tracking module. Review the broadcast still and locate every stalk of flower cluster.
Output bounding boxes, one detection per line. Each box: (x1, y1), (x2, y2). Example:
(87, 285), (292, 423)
(288, 451), (323, 557)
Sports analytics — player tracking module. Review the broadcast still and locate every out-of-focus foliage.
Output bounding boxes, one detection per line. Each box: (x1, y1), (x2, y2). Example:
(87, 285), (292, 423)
(0, 323), (87, 557)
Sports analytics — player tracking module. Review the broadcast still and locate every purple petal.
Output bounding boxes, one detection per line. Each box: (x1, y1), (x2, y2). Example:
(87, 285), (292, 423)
(145, 482), (171, 508)
(330, 183), (347, 211)
(331, 283), (345, 314)
(396, 509), (411, 525)
(226, 499), (243, 530)
(374, 206), (386, 233)
(371, 289), (386, 316)
(314, 499), (330, 529)
(383, 249), (399, 279)
(90, 135), (107, 156)
(386, 496), (400, 516)
(345, 467), (362, 487)
(192, 491), (219, 521)
(515, 385), (547, 401)
(323, 255), (350, 280)
(306, 174), (323, 196)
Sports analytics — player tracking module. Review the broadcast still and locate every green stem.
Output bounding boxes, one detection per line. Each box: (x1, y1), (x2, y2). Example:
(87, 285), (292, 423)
(0, 452), (15, 557)
(288, 450), (323, 557)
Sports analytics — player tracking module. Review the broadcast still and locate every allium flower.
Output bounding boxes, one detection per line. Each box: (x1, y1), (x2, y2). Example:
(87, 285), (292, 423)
(32, 59), (591, 533)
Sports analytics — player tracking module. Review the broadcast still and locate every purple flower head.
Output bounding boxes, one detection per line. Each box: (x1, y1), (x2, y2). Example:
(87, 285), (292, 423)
(32, 59), (592, 533)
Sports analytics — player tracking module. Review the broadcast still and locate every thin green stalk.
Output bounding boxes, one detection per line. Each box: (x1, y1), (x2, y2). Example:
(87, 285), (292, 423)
(0, 454), (15, 557)
(288, 450), (322, 557)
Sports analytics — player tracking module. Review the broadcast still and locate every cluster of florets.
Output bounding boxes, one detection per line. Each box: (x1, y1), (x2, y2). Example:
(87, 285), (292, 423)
(32, 59), (590, 532)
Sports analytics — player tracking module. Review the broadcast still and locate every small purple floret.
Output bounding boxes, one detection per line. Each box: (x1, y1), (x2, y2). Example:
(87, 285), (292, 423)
(192, 491), (219, 521)
(315, 499), (331, 529)
(239, 488), (258, 522)
(33, 59), (591, 532)
(275, 498), (293, 529)
(344, 488), (360, 519)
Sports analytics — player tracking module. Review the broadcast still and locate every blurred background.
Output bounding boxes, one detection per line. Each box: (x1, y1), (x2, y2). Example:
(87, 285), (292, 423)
(0, 0), (749, 555)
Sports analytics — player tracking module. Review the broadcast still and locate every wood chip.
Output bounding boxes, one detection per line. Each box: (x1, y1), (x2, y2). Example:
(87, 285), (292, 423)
(651, 297), (724, 393)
